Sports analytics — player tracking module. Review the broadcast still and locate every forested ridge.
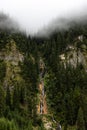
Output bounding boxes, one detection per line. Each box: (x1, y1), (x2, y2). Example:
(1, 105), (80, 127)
(0, 22), (87, 130)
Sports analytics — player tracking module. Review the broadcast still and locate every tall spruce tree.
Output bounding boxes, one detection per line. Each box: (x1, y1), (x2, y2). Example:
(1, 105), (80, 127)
(0, 85), (5, 117)
(6, 86), (11, 109)
(76, 107), (85, 130)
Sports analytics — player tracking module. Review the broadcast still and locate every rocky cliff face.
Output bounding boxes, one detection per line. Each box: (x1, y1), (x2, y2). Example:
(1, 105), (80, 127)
(59, 35), (87, 70)
(0, 39), (24, 89)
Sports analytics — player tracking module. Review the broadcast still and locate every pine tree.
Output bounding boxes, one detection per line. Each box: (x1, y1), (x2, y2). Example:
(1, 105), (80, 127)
(76, 107), (85, 130)
(6, 86), (11, 109)
(12, 85), (19, 110)
(0, 85), (5, 117)
(27, 121), (33, 130)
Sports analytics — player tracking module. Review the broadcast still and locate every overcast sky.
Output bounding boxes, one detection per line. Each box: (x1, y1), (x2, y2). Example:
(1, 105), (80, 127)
(0, 0), (87, 34)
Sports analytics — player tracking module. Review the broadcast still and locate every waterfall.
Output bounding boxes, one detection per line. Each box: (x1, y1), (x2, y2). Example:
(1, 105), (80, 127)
(40, 101), (43, 114)
(38, 58), (47, 114)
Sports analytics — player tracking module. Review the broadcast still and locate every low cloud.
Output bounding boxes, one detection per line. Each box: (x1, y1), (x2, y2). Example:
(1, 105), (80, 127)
(36, 13), (87, 37)
(0, 0), (87, 36)
(0, 12), (19, 32)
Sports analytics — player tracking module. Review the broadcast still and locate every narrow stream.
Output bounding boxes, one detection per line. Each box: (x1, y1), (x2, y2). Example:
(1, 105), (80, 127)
(39, 58), (46, 114)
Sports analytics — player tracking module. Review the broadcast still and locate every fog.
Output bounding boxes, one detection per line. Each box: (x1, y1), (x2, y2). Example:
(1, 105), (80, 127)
(0, 13), (19, 32)
(0, 0), (87, 35)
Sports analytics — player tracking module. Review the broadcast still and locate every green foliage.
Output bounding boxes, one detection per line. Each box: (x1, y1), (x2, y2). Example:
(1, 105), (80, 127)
(38, 123), (46, 130)
(0, 85), (5, 117)
(76, 107), (85, 130)
(0, 22), (87, 129)
(27, 121), (33, 130)
(12, 85), (19, 110)
(6, 86), (11, 109)
(0, 60), (6, 82)
(0, 118), (18, 130)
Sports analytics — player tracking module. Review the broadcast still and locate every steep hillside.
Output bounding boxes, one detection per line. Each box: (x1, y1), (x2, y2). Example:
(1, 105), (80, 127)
(0, 22), (87, 130)
(0, 31), (40, 130)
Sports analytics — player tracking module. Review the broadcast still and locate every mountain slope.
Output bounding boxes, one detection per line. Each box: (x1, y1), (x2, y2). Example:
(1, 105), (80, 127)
(0, 21), (87, 130)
